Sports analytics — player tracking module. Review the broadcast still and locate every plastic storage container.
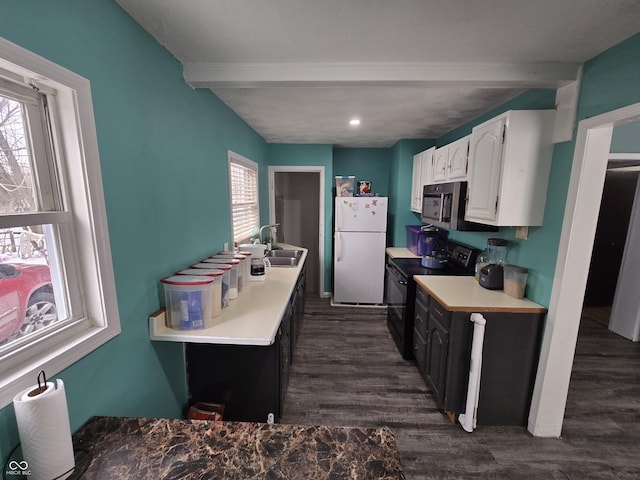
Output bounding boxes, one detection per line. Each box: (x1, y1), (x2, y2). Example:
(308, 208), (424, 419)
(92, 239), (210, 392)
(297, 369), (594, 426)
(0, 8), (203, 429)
(406, 225), (447, 255)
(202, 258), (240, 299)
(192, 262), (231, 308)
(161, 275), (214, 330)
(176, 268), (223, 318)
(213, 253), (248, 291)
(503, 264), (529, 299)
(406, 225), (423, 255)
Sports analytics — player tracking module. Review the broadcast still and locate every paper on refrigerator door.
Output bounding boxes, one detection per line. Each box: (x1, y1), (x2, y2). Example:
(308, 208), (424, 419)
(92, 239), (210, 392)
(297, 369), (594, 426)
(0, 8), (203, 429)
(335, 197), (387, 232)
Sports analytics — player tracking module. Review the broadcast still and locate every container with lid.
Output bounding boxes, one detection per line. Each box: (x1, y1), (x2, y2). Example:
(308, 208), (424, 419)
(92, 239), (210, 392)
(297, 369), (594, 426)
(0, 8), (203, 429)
(202, 258), (240, 299)
(213, 253), (248, 291)
(236, 251), (252, 286)
(192, 262), (231, 308)
(161, 275), (214, 330)
(503, 264), (529, 299)
(176, 268), (223, 318)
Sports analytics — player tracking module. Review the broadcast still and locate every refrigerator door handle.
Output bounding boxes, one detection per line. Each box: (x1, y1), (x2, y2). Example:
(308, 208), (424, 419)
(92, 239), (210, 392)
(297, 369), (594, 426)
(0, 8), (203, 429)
(336, 232), (342, 262)
(336, 201), (342, 231)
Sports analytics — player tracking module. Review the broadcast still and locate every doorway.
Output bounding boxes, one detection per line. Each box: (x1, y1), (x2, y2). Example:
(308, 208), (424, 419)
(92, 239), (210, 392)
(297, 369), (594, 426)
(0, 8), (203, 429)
(528, 102), (640, 438)
(268, 166), (324, 295)
(583, 141), (640, 330)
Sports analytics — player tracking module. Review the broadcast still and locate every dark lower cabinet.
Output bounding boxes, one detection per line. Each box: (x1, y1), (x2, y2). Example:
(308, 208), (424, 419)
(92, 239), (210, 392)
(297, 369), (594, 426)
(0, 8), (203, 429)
(414, 285), (544, 426)
(413, 288), (429, 375)
(290, 263), (306, 358)
(186, 267), (305, 423)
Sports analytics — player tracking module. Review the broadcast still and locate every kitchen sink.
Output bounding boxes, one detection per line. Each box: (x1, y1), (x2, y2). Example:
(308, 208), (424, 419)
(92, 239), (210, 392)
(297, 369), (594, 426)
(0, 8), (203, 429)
(267, 249), (303, 267)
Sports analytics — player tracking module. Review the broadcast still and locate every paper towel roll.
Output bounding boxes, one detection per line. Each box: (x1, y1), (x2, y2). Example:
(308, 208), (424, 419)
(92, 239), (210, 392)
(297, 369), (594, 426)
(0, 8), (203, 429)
(13, 379), (75, 480)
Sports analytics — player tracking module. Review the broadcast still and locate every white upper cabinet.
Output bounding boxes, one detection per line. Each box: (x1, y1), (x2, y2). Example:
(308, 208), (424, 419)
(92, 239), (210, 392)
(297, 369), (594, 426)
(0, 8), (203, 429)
(431, 135), (469, 184)
(465, 110), (556, 227)
(410, 147), (435, 213)
(447, 135), (470, 181)
(432, 145), (449, 183)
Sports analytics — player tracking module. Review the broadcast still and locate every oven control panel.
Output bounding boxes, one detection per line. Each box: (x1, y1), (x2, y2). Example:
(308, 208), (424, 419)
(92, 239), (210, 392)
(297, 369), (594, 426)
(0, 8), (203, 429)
(450, 245), (474, 269)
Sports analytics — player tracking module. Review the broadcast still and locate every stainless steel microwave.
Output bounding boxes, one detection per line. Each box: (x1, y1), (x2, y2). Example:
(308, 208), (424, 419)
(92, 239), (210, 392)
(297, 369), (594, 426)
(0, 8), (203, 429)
(421, 182), (497, 232)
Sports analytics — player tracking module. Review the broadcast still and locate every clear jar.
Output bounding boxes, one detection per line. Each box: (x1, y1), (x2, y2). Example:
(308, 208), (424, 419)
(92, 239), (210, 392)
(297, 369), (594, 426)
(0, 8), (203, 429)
(487, 238), (508, 265)
(475, 249), (489, 281)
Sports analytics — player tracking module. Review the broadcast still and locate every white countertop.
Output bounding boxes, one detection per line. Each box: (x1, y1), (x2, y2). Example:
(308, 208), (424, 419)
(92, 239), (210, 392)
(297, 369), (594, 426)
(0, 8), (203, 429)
(149, 246), (307, 346)
(414, 276), (547, 314)
(385, 247), (419, 259)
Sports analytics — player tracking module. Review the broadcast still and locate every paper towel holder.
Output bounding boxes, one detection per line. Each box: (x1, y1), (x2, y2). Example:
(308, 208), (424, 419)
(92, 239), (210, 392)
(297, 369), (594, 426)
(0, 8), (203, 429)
(27, 370), (48, 398)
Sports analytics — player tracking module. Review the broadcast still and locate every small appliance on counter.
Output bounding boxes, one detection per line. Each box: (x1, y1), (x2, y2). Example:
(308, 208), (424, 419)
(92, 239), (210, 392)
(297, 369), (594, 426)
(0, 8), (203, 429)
(238, 243), (271, 282)
(479, 238), (509, 290)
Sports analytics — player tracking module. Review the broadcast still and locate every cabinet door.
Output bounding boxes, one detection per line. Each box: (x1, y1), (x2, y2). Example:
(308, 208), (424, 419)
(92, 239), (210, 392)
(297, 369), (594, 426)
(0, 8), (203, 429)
(411, 153), (423, 213)
(448, 136), (469, 181)
(426, 319), (448, 407)
(466, 117), (505, 222)
(413, 289), (429, 375)
(419, 147), (435, 187)
(432, 146), (449, 183)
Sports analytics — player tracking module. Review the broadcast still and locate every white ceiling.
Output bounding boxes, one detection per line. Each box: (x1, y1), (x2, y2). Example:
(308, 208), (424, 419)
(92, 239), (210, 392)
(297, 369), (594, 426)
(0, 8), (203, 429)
(116, 0), (640, 147)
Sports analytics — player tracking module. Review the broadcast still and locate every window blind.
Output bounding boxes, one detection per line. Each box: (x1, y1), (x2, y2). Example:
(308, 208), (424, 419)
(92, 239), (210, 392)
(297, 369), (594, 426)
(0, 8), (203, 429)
(229, 157), (259, 243)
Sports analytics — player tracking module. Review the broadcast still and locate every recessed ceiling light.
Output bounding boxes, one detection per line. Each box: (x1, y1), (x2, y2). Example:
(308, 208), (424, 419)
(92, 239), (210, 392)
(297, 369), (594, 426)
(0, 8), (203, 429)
(349, 118), (360, 126)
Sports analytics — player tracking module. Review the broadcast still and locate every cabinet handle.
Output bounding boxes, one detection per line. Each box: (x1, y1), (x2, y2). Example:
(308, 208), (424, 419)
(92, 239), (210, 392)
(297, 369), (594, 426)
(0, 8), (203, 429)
(398, 280), (407, 286)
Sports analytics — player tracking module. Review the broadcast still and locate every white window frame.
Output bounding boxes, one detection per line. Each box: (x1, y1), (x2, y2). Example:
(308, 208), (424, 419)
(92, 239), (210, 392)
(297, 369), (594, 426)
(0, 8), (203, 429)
(0, 36), (120, 407)
(228, 150), (259, 245)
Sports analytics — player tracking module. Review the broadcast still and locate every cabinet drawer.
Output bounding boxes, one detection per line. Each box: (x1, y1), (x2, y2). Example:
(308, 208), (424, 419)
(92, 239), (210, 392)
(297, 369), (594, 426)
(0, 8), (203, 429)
(429, 300), (451, 330)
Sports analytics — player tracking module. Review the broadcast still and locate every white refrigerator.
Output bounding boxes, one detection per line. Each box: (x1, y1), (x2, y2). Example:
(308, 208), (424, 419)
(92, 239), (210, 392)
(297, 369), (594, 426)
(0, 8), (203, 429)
(333, 196), (388, 304)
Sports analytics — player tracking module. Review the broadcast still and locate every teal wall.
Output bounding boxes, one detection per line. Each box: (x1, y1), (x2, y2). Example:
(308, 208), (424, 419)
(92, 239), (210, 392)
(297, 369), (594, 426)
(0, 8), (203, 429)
(333, 147), (392, 197)
(441, 33), (640, 306)
(267, 144), (334, 292)
(611, 122), (640, 152)
(0, 0), (267, 460)
(436, 90), (558, 304)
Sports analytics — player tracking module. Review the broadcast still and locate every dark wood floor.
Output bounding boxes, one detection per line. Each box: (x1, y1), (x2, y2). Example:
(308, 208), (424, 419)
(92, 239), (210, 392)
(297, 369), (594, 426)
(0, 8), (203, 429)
(280, 296), (640, 479)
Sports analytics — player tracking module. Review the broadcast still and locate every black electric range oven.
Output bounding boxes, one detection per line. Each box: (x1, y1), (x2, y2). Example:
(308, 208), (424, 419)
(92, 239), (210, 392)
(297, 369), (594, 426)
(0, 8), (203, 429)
(386, 239), (478, 360)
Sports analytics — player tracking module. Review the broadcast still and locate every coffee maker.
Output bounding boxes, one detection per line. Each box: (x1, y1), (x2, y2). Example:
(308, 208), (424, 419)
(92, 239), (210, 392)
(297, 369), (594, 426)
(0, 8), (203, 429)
(479, 238), (508, 290)
(238, 243), (271, 282)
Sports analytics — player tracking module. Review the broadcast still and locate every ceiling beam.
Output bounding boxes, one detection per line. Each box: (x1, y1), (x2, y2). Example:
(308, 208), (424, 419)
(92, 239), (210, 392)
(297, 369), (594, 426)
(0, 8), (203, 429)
(184, 61), (581, 89)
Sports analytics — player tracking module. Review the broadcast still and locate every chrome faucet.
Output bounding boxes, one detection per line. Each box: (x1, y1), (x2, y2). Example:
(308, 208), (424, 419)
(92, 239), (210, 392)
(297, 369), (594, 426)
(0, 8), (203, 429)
(259, 223), (280, 245)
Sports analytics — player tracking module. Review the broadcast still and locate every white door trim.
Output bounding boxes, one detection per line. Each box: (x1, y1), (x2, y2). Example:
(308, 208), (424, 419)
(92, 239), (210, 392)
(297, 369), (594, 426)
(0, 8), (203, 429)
(268, 165), (325, 296)
(528, 102), (640, 437)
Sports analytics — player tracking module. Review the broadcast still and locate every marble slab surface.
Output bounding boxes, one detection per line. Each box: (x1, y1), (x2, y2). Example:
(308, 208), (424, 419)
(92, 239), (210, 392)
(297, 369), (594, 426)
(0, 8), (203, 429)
(69, 416), (405, 479)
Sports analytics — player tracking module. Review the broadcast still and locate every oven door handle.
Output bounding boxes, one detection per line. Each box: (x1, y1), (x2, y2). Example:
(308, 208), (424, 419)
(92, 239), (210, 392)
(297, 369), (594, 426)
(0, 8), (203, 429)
(438, 193), (446, 222)
(386, 265), (408, 285)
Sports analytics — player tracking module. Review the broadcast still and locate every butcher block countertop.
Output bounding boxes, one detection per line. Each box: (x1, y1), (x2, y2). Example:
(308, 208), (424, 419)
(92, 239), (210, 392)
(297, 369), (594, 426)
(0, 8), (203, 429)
(414, 276), (547, 314)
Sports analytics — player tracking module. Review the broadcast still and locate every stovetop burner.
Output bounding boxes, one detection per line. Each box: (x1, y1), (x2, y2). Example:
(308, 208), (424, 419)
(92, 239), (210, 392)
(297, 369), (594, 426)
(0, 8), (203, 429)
(391, 257), (474, 277)
(390, 238), (478, 279)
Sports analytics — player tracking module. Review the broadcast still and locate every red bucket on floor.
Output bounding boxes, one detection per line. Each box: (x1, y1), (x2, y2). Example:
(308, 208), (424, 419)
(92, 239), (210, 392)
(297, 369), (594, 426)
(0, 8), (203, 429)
(188, 402), (225, 421)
